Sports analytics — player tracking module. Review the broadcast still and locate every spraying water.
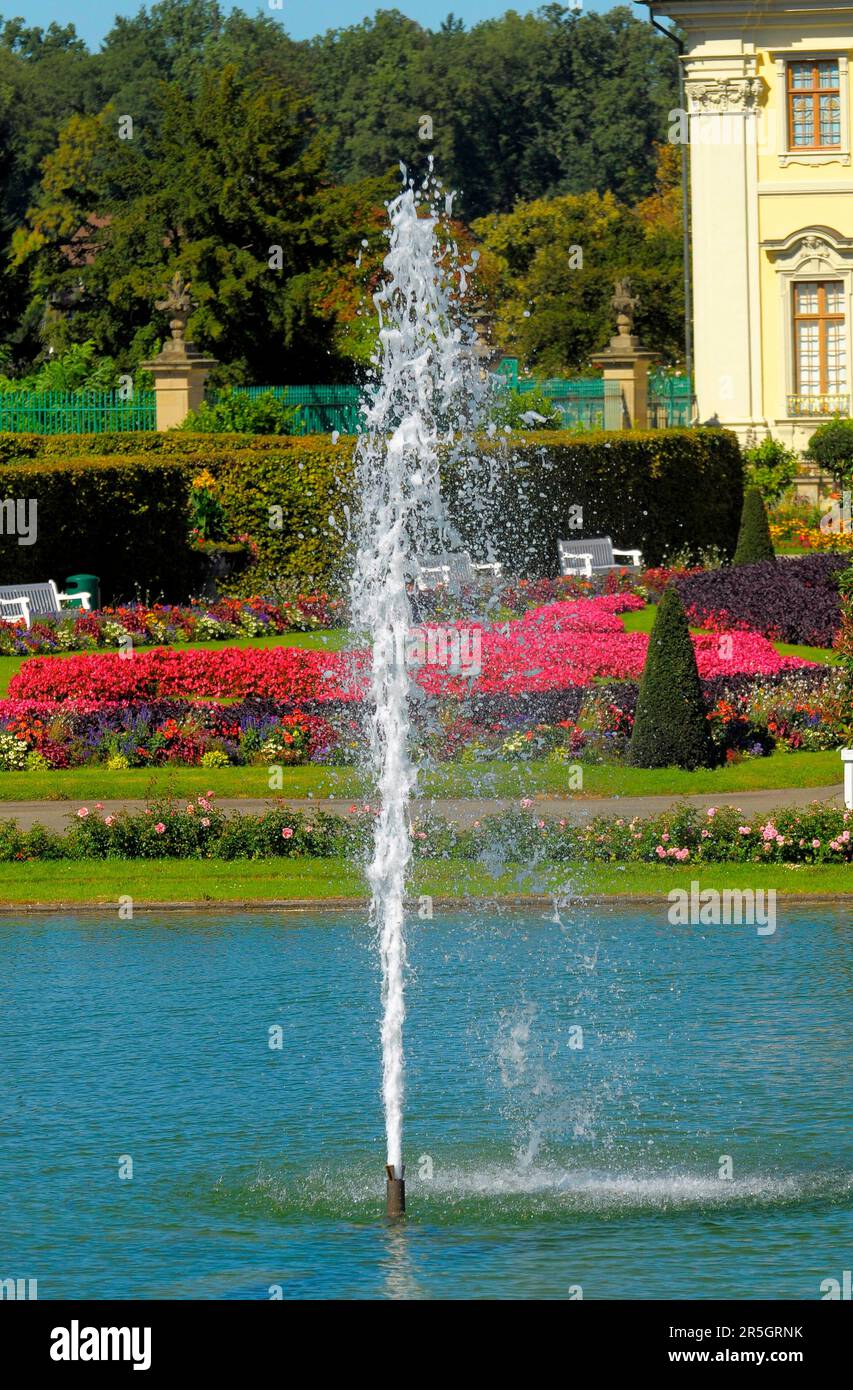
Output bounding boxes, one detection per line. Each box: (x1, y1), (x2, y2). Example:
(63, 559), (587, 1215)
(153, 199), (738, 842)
(350, 172), (482, 1186)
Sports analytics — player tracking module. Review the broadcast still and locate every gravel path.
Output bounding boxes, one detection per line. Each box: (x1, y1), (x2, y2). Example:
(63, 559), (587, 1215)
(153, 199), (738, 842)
(1, 785), (842, 832)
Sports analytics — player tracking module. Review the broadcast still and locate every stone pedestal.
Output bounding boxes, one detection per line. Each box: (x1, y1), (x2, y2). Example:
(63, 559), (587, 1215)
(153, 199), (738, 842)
(142, 273), (218, 430)
(590, 281), (658, 429)
(142, 341), (218, 431)
(591, 337), (658, 429)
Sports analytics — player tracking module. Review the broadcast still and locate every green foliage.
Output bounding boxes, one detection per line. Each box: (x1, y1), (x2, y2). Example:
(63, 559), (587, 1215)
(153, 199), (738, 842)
(0, 4), (678, 380)
(12, 64), (389, 382)
(491, 387), (562, 431)
(733, 487), (776, 566)
(0, 339), (149, 393)
(742, 436), (799, 505)
(0, 454), (200, 600)
(179, 389), (301, 435)
(449, 428), (744, 573)
(806, 416), (853, 486)
(472, 169), (684, 375)
(628, 587), (716, 770)
(0, 426), (743, 597)
(307, 6), (677, 217)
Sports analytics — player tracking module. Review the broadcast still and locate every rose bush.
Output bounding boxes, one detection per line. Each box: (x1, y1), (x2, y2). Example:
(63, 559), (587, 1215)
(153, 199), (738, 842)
(0, 795), (849, 865)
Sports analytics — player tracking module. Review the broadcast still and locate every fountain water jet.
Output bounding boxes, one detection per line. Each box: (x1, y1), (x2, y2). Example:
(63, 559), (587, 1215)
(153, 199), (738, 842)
(349, 172), (482, 1217)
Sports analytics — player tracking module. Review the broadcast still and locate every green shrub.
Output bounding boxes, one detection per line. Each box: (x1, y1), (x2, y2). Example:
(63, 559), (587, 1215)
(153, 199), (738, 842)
(0, 456), (200, 601)
(742, 436), (798, 504)
(806, 416), (853, 486)
(178, 389), (302, 435)
(628, 586), (716, 770)
(0, 426), (743, 596)
(491, 388), (562, 431)
(733, 487), (775, 566)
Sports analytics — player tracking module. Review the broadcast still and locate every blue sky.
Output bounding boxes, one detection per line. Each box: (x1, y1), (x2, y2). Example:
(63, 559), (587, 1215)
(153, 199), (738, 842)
(5, 0), (624, 50)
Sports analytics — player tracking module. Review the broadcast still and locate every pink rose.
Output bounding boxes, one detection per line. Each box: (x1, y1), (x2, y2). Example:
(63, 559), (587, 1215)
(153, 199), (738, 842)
(154, 823), (166, 834)
(282, 827), (294, 839)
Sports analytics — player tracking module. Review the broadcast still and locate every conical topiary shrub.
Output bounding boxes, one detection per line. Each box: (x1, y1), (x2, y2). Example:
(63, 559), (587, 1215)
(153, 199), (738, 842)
(733, 487), (775, 565)
(628, 586), (716, 769)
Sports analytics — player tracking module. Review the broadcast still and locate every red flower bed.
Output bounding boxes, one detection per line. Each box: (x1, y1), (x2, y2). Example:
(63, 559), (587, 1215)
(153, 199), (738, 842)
(9, 646), (367, 703)
(8, 595), (812, 704)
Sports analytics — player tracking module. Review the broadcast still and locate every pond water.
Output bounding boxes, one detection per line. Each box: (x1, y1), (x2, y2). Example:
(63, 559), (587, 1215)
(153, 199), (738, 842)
(0, 904), (850, 1300)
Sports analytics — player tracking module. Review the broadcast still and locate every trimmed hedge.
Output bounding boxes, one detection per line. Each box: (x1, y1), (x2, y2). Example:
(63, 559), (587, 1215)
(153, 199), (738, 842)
(733, 487), (775, 565)
(628, 587), (716, 770)
(448, 427), (743, 573)
(0, 456), (200, 601)
(0, 426), (743, 599)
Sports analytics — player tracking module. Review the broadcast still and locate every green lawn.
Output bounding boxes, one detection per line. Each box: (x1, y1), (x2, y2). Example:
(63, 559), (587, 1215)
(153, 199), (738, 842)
(0, 748), (841, 803)
(0, 857), (847, 905)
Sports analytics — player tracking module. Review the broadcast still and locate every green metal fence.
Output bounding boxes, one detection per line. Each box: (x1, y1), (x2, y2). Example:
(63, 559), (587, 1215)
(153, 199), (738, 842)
(512, 376), (624, 430)
(229, 385), (363, 436)
(495, 359), (693, 429)
(0, 375), (694, 435)
(648, 374), (694, 428)
(0, 389), (156, 433)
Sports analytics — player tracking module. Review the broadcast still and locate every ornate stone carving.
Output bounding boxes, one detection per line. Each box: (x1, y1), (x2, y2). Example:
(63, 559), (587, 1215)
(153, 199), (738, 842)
(611, 278), (638, 338)
(155, 272), (193, 347)
(685, 77), (765, 114)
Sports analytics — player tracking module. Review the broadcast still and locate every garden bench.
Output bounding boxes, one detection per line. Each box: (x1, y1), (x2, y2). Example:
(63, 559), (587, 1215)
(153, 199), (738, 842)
(558, 535), (643, 579)
(0, 580), (92, 630)
(414, 551), (503, 592)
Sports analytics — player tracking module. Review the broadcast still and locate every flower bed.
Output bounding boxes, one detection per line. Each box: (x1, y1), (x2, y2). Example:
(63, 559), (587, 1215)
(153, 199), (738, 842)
(0, 594), (344, 657)
(0, 700), (342, 770)
(1, 795), (849, 865)
(675, 555), (847, 647)
(8, 645), (367, 703)
(9, 594), (811, 707)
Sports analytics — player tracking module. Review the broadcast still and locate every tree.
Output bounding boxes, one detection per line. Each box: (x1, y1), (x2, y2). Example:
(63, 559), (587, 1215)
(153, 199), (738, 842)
(732, 488), (776, 566)
(742, 437), (798, 506)
(12, 69), (392, 380)
(628, 587), (716, 770)
(806, 416), (853, 488)
(471, 184), (683, 375)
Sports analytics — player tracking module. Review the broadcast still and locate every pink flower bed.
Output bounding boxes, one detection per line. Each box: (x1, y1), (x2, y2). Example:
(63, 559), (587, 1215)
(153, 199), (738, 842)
(8, 594), (812, 704)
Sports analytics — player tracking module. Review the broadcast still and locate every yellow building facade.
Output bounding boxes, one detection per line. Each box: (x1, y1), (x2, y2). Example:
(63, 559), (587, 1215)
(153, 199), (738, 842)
(649, 0), (853, 453)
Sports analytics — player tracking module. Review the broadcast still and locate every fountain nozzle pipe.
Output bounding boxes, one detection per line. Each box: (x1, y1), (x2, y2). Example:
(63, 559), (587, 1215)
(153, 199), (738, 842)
(385, 1163), (406, 1217)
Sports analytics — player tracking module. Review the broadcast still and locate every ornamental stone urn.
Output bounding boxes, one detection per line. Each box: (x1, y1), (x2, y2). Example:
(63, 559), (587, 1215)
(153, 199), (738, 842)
(142, 274), (219, 430)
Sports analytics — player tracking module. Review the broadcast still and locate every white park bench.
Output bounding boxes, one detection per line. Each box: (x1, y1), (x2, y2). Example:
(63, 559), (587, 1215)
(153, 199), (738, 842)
(558, 535), (643, 579)
(414, 551), (503, 592)
(0, 580), (92, 629)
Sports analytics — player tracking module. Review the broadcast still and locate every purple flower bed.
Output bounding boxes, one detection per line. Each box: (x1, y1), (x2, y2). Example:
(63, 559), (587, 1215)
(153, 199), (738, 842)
(675, 555), (848, 647)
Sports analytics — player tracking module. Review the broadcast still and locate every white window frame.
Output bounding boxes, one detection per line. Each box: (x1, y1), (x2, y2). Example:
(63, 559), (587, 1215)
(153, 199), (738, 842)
(772, 52), (850, 167)
(764, 230), (853, 418)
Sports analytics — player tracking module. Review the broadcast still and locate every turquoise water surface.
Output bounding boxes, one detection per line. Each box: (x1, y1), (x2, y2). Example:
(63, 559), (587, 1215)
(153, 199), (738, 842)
(0, 904), (850, 1300)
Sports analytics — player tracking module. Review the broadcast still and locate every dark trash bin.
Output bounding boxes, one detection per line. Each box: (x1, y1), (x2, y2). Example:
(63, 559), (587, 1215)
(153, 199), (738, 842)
(65, 573), (101, 610)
